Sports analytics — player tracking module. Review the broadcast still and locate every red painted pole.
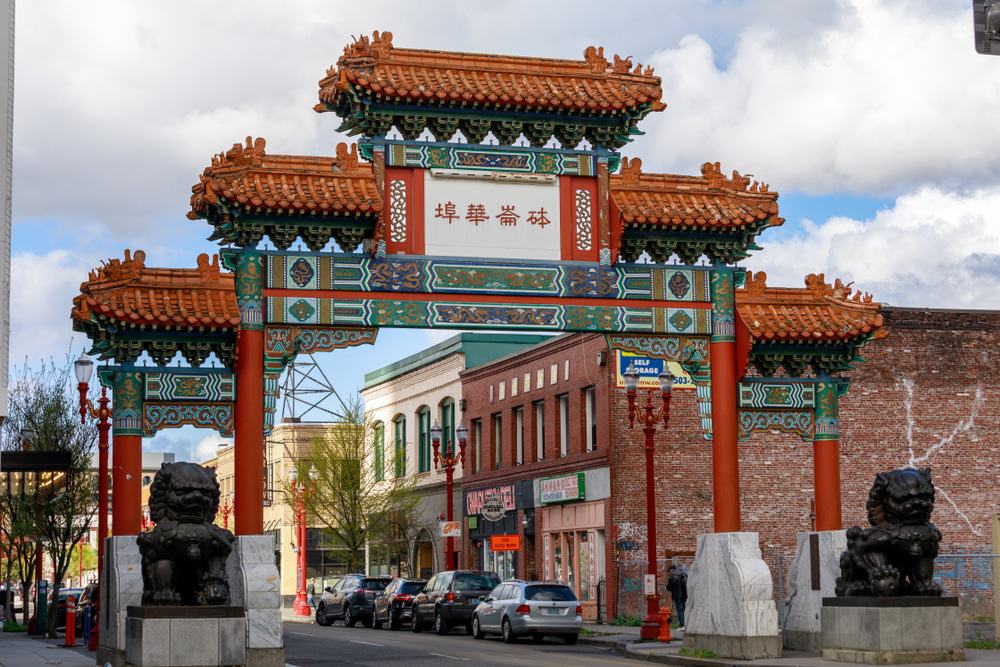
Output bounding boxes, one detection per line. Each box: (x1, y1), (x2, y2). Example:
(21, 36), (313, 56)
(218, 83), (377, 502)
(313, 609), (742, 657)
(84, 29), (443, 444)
(813, 439), (842, 531)
(641, 407), (659, 641)
(709, 341), (741, 533)
(234, 328), (265, 536)
(446, 464), (455, 570)
(112, 433), (142, 535)
(81, 384), (110, 652)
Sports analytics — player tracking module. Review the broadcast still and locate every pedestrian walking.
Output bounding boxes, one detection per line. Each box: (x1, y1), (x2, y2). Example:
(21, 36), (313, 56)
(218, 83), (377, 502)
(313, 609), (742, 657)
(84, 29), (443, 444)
(666, 564), (687, 631)
(306, 582), (315, 609)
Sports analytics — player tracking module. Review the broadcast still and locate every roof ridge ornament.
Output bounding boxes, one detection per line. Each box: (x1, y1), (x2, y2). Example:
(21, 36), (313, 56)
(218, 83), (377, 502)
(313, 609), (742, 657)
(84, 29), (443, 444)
(583, 46), (608, 73)
(196, 253), (222, 281)
(334, 142), (360, 171)
(212, 136), (266, 169)
(343, 30), (394, 60)
(744, 270), (768, 296)
(619, 156), (643, 186)
(89, 248), (146, 284)
(700, 161), (768, 193)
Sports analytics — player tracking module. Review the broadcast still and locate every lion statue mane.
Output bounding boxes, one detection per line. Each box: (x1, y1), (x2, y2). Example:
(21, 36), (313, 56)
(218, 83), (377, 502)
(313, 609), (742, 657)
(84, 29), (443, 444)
(136, 461), (236, 605)
(835, 467), (942, 597)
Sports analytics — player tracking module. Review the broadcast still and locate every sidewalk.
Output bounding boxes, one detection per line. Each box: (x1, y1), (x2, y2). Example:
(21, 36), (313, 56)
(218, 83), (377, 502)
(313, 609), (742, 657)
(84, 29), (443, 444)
(0, 632), (93, 667)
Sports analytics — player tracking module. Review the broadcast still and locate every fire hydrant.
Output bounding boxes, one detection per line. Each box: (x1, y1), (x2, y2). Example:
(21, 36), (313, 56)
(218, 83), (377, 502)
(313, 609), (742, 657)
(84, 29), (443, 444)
(658, 604), (672, 642)
(65, 596), (77, 647)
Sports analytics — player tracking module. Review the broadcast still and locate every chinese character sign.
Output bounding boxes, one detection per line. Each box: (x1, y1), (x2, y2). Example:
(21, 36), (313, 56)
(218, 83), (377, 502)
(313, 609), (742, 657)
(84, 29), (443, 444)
(423, 172), (562, 260)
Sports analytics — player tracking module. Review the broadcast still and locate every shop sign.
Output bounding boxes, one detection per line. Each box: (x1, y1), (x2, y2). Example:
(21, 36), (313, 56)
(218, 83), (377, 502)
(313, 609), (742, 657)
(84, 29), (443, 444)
(481, 493), (507, 522)
(465, 483), (516, 516)
(615, 350), (694, 390)
(490, 534), (521, 551)
(440, 520), (462, 538)
(539, 472), (586, 504)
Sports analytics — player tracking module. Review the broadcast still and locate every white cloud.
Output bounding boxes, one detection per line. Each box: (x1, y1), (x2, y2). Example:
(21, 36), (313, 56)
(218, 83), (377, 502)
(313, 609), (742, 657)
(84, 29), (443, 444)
(750, 185), (1000, 308)
(193, 433), (230, 463)
(644, 1), (1000, 195)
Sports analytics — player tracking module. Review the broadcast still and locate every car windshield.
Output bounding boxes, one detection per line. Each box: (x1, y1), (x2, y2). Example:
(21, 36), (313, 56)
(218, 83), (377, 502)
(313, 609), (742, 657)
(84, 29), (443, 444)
(400, 582), (425, 594)
(454, 573), (500, 590)
(525, 585), (577, 601)
(362, 579), (389, 591)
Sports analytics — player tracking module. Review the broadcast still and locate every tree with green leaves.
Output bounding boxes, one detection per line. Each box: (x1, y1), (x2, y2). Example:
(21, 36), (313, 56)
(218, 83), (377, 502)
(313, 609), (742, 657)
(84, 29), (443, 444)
(283, 395), (419, 574)
(0, 358), (97, 635)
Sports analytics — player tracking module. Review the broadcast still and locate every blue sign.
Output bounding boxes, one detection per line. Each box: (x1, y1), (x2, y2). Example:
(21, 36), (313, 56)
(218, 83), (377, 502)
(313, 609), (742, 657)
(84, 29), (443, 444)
(614, 350), (695, 390)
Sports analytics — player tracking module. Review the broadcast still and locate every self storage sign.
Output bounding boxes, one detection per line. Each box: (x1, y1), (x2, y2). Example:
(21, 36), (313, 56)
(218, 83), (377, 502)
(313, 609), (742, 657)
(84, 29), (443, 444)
(614, 350), (694, 390)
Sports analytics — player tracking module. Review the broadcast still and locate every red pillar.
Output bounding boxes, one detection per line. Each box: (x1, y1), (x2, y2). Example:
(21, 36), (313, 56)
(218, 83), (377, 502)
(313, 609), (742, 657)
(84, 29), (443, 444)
(111, 372), (144, 536)
(234, 248), (265, 536)
(445, 464), (455, 570)
(235, 328), (264, 535)
(710, 269), (741, 533)
(813, 380), (842, 531)
(641, 423), (659, 640)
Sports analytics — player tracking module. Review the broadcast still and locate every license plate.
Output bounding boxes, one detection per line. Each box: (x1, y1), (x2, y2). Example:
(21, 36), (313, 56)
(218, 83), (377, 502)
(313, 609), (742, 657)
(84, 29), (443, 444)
(543, 608), (561, 615)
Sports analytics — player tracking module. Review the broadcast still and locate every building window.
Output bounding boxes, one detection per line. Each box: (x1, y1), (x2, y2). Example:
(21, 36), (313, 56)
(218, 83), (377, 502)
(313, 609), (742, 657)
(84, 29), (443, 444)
(492, 413), (502, 470)
(558, 394), (569, 457)
(393, 415), (406, 478)
(440, 398), (455, 461)
(514, 406), (524, 465)
(374, 421), (385, 482)
(472, 419), (483, 474)
(584, 387), (596, 452)
(417, 407), (431, 473)
(534, 400), (545, 461)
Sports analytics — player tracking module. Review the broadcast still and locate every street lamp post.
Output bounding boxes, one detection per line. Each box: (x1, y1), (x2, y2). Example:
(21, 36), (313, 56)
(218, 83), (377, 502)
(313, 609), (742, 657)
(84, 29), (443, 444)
(220, 492), (233, 531)
(431, 421), (467, 570)
(73, 353), (110, 652)
(289, 466), (316, 617)
(622, 363), (673, 641)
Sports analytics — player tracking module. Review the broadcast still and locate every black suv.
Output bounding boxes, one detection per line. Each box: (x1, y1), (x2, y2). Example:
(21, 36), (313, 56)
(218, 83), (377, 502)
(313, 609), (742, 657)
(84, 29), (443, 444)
(316, 574), (391, 628)
(412, 570), (501, 635)
(372, 578), (425, 630)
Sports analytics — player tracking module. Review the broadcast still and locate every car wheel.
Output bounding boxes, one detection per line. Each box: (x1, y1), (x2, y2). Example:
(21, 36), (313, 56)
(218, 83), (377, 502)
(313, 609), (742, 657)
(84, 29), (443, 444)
(387, 612), (400, 631)
(361, 613), (373, 629)
(471, 615), (485, 640)
(563, 633), (579, 645)
(372, 608), (383, 630)
(502, 617), (517, 643)
(344, 605), (357, 628)
(411, 606), (424, 633)
(315, 604), (332, 627)
(433, 609), (449, 635)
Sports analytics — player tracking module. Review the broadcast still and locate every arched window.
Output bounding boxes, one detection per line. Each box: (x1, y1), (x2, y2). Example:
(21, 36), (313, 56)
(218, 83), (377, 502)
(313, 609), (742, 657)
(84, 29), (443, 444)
(392, 414), (407, 478)
(440, 398), (456, 460)
(417, 406), (431, 473)
(373, 421), (385, 482)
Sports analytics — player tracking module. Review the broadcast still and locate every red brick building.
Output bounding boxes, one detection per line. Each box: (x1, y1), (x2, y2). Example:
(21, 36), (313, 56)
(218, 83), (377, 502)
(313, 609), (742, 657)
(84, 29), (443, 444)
(458, 306), (1000, 620)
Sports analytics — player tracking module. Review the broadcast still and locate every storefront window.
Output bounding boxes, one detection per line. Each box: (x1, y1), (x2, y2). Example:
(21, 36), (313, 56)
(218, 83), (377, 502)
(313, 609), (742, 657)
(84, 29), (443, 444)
(578, 531), (592, 600)
(484, 541), (516, 581)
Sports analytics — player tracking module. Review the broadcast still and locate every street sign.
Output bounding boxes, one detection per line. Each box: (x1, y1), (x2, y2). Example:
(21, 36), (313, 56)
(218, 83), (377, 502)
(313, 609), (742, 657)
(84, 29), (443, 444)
(490, 534), (521, 551)
(643, 574), (656, 596)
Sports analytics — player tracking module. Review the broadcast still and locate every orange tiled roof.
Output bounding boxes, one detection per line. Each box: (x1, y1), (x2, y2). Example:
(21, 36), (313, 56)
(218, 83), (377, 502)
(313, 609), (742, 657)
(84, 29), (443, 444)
(318, 31), (665, 115)
(737, 272), (887, 343)
(189, 138), (380, 220)
(611, 158), (782, 229)
(72, 250), (239, 330)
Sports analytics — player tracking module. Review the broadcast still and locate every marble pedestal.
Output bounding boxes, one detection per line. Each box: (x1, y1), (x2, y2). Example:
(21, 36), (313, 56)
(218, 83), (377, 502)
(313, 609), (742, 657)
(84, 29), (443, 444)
(226, 535), (283, 667)
(821, 597), (965, 664)
(783, 530), (847, 650)
(125, 606), (245, 667)
(98, 536), (143, 667)
(684, 532), (782, 659)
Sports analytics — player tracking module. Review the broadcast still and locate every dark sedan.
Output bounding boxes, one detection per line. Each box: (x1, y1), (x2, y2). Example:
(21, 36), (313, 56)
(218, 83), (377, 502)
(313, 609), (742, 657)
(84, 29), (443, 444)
(315, 574), (391, 628)
(412, 570), (501, 635)
(372, 578), (425, 630)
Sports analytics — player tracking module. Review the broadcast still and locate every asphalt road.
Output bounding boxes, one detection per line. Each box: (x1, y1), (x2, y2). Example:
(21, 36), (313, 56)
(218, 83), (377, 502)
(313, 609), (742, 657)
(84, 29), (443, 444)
(283, 621), (639, 666)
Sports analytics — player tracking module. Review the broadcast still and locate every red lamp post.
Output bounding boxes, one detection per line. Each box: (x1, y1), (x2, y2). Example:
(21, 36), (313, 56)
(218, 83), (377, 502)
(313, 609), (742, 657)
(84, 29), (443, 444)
(220, 492), (233, 531)
(74, 353), (110, 652)
(431, 420), (467, 570)
(289, 466), (316, 617)
(622, 363), (673, 641)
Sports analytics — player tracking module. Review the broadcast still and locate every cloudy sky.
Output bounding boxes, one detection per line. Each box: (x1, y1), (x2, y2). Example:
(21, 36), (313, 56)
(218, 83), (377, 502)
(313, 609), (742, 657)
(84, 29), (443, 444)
(10, 0), (999, 460)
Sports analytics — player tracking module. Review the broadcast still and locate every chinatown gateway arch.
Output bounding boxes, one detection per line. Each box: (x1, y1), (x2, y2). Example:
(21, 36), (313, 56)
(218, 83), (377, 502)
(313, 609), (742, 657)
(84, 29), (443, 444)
(71, 31), (886, 662)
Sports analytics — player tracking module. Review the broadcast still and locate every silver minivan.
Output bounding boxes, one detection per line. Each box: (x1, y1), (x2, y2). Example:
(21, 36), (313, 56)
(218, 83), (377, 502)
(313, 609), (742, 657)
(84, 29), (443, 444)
(471, 580), (581, 644)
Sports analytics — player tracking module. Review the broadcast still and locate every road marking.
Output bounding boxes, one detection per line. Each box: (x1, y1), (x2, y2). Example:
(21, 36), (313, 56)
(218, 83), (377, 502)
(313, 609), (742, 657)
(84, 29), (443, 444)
(350, 640), (385, 647)
(429, 652), (470, 661)
(288, 632), (313, 637)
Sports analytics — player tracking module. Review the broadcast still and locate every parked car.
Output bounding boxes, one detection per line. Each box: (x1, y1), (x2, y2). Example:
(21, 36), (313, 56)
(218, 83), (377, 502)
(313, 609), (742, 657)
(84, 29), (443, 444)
(48, 587), (84, 630)
(315, 574), (391, 628)
(75, 582), (99, 634)
(372, 578), (425, 630)
(0, 586), (23, 618)
(471, 581), (582, 644)
(412, 570), (501, 635)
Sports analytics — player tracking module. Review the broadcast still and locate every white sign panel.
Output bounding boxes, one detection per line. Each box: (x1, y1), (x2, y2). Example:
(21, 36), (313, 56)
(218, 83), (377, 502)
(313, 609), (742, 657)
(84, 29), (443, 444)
(423, 170), (561, 260)
(644, 574), (657, 596)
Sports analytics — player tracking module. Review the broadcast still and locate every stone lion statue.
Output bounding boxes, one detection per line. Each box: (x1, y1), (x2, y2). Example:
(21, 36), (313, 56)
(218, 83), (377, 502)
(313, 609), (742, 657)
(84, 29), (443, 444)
(137, 461), (236, 605)
(835, 467), (942, 597)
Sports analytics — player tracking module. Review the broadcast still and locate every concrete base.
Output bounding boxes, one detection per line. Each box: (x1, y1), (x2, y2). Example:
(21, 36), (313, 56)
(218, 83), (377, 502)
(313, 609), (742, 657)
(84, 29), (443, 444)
(228, 536), (283, 661)
(245, 647), (285, 667)
(783, 529), (847, 650)
(99, 536), (143, 667)
(821, 597), (965, 664)
(684, 532), (781, 659)
(125, 606), (245, 667)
